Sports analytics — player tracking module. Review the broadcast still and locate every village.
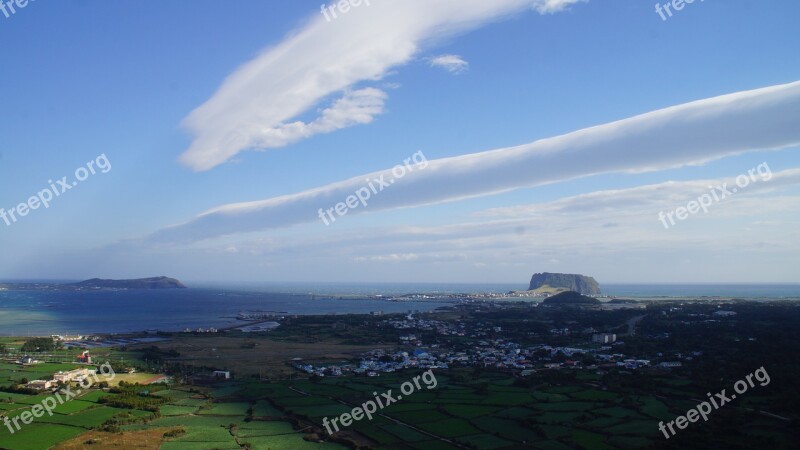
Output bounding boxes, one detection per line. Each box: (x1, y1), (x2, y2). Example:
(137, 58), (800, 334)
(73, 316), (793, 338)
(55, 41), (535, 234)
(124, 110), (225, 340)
(296, 308), (696, 378)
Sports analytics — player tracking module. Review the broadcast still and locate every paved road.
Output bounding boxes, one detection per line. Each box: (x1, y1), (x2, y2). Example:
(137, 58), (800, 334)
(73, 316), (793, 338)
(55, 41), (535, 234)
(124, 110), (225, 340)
(625, 314), (647, 336)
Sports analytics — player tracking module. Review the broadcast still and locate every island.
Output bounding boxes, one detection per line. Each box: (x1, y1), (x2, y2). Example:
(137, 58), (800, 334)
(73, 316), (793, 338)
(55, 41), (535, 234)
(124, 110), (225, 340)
(71, 277), (187, 289)
(0, 277), (186, 291)
(528, 272), (601, 295)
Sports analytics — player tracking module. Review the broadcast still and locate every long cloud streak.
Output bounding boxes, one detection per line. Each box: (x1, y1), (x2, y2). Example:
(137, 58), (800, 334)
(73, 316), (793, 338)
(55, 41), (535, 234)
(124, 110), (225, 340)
(155, 80), (800, 243)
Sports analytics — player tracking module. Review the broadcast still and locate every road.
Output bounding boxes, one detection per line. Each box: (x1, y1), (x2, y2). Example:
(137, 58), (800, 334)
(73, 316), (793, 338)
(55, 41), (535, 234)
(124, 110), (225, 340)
(624, 314), (647, 336)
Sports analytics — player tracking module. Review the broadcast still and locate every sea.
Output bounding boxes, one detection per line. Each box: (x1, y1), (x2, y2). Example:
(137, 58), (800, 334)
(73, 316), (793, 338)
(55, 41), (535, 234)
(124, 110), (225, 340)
(1, 281), (798, 336)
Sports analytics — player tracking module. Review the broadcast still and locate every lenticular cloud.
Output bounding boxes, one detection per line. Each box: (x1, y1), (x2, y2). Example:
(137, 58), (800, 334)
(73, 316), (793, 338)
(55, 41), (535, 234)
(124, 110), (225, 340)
(158, 80), (800, 242)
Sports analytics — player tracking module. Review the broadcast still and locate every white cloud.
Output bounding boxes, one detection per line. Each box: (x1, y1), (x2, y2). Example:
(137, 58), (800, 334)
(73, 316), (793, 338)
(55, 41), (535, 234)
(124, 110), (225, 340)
(154, 80), (800, 243)
(475, 167), (800, 221)
(270, 168), (800, 257)
(177, 0), (589, 171)
(245, 88), (387, 150)
(355, 253), (419, 262)
(531, 0), (587, 14)
(428, 54), (469, 74)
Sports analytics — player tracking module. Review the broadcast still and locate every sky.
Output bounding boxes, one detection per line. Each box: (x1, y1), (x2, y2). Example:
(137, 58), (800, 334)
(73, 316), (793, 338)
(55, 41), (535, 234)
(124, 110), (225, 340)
(1, 0), (799, 284)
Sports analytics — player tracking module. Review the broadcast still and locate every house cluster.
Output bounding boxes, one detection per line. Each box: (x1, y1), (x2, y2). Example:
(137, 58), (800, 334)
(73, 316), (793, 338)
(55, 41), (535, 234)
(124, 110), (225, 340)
(296, 342), (547, 377)
(296, 348), (451, 377)
(17, 355), (41, 365)
(592, 333), (617, 344)
(294, 300), (713, 378)
(181, 327), (219, 333)
(51, 335), (87, 342)
(612, 358), (688, 369)
(296, 333), (700, 378)
(385, 316), (466, 337)
(190, 370), (231, 384)
(616, 359), (651, 369)
(25, 367), (95, 391)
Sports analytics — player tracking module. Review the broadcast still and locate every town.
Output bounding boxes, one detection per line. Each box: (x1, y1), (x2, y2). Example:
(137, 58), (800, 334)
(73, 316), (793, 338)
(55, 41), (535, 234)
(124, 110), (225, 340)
(295, 307), (694, 378)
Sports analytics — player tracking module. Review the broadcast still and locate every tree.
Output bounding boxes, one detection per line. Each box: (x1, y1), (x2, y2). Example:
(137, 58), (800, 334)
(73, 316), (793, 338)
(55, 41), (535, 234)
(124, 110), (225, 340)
(21, 338), (60, 352)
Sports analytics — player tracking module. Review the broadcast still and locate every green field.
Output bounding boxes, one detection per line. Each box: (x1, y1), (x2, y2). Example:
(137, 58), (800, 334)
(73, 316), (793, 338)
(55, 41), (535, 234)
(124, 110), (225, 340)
(0, 366), (793, 449)
(233, 370), (697, 449)
(161, 404), (201, 416)
(0, 423), (85, 450)
(50, 399), (99, 415)
(116, 396), (349, 450)
(0, 383), (156, 450)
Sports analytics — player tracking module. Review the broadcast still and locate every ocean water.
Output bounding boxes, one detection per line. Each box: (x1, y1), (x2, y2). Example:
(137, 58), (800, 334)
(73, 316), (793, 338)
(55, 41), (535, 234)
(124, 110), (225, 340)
(601, 283), (800, 298)
(1, 282), (797, 335)
(0, 287), (449, 336)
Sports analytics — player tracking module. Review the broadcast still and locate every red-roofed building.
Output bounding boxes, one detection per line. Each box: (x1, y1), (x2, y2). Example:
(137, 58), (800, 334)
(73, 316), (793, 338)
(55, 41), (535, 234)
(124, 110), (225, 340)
(76, 351), (92, 364)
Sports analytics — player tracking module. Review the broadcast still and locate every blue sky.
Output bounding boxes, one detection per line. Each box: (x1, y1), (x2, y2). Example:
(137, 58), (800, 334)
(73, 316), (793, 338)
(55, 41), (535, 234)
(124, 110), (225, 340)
(1, 0), (799, 284)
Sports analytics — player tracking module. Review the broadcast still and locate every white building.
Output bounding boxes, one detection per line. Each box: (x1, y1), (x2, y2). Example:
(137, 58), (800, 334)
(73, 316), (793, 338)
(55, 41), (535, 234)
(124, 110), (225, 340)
(659, 361), (682, 368)
(51, 335), (84, 341)
(592, 333), (617, 344)
(26, 380), (53, 390)
(54, 368), (89, 383)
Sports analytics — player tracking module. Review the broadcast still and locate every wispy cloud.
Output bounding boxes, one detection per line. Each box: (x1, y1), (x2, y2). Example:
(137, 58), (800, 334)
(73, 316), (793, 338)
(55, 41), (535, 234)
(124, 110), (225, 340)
(428, 54), (469, 74)
(355, 253), (420, 263)
(531, 0), (588, 14)
(155, 80), (800, 243)
(178, 0), (589, 172)
(238, 88), (387, 150)
(475, 167), (800, 220)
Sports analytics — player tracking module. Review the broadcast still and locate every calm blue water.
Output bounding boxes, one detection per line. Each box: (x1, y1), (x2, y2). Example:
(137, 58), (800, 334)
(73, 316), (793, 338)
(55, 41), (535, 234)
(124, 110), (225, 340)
(1, 282), (798, 335)
(0, 287), (449, 336)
